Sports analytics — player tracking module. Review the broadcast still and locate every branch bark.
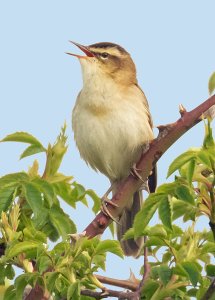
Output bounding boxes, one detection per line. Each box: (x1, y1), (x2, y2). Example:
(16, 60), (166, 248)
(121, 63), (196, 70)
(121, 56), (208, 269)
(96, 274), (138, 291)
(80, 288), (137, 299)
(84, 95), (215, 238)
(139, 236), (150, 292)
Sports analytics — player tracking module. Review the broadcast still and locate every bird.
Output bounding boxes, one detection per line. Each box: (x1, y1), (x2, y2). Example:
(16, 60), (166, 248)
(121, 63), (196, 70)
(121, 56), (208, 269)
(67, 41), (156, 257)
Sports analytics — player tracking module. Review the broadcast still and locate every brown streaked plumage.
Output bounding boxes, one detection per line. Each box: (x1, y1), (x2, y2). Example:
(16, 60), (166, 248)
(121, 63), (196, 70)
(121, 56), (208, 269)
(69, 41), (156, 257)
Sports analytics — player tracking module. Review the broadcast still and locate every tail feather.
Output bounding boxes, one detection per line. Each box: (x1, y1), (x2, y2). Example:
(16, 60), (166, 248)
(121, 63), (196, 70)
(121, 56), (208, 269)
(116, 191), (144, 257)
(116, 166), (157, 257)
(148, 166), (157, 193)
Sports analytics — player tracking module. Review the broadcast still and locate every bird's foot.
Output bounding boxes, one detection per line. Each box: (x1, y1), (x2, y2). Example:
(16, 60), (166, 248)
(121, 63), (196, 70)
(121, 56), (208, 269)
(100, 194), (120, 224)
(130, 164), (144, 183)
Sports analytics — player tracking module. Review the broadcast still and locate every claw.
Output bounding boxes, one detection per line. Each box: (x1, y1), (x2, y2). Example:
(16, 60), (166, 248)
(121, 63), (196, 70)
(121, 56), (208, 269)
(130, 164), (144, 183)
(101, 200), (120, 224)
(101, 196), (119, 208)
(100, 183), (120, 223)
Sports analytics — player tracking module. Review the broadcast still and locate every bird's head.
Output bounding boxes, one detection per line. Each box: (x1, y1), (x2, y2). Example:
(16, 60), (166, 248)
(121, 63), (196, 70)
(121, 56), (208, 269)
(67, 41), (137, 86)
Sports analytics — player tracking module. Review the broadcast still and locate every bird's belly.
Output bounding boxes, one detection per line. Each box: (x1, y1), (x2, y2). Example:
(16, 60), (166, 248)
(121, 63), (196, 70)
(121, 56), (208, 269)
(73, 103), (153, 181)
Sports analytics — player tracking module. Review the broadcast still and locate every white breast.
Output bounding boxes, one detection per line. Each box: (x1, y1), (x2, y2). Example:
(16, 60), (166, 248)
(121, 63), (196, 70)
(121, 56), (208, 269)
(72, 72), (153, 181)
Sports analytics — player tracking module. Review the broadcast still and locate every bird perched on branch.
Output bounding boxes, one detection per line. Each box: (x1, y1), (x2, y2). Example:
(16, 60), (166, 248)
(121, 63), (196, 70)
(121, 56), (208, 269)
(68, 41), (156, 257)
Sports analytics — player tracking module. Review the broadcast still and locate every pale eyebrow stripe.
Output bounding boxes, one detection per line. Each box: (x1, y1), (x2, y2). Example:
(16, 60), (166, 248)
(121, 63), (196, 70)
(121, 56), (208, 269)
(89, 47), (122, 56)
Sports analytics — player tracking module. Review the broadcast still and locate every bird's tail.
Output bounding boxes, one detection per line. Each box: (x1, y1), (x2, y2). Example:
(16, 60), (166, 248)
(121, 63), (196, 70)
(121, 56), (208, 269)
(116, 191), (144, 257)
(116, 166), (157, 257)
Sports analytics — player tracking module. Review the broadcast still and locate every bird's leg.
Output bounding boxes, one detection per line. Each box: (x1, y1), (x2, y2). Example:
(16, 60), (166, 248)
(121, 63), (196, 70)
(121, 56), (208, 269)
(130, 163), (145, 182)
(101, 183), (119, 207)
(101, 182), (120, 223)
(130, 164), (149, 192)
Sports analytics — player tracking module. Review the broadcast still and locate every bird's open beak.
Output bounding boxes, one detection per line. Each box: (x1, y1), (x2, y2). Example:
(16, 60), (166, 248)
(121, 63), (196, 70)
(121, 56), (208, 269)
(66, 41), (94, 59)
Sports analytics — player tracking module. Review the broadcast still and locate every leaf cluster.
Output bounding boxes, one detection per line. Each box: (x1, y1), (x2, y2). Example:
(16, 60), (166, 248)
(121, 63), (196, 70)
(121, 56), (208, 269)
(124, 120), (215, 299)
(0, 126), (120, 299)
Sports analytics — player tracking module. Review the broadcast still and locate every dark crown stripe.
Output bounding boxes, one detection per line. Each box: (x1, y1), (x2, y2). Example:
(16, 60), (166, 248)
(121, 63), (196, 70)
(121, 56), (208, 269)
(88, 42), (127, 54)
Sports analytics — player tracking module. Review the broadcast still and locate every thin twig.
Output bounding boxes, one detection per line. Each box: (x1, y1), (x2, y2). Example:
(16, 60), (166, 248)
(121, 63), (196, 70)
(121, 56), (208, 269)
(96, 274), (138, 291)
(139, 236), (151, 291)
(81, 289), (136, 299)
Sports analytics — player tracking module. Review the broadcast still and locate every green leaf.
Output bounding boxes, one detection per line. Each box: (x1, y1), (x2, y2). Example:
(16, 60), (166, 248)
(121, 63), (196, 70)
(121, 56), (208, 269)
(172, 198), (190, 220)
(162, 252), (172, 263)
(20, 144), (45, 159)
(45, 272), (60, 292)
(14, 274), (29, 300)
(203, 119), (215, 150)
(167, 150), (198, 177)
(183, 206), (197, 222)
(171, 225), (184, 237)
(134, 194), (162, 238)
(23, 182), (43, 217)
(49, 204), (76, 239)
(187, 288), (198, 297)
(108, 222), (115, 237)
(85, 189), (101, 213)
(0, 186), (16, 214)
(140, 279), (160, 299)
(158, 265), (172, 286)
(32, 208), (49, 231)
(53, 181), (76, 208)
(186, 159), (196, 185)
(206, 264), (215, 277)
(1, 132), (44, 148)
(3, 285), (16, 300)
(55, 275), (69, 293)
(95, 240), (123, 258)
(37, 255), (52, 274)
(196, 277), (211, 299)
(209, 72), (215, 95)
(67, 282), (80, 300)
(44, 126), (68, 177)
(201, 242), (215, 254)
(92, 253), (106, 271)
(145, 237), (166, 247)
(147, 225), (167, 238)
(158, 196), (172, 230)
(175, 185), (195, 205)
(6, 241), (40, 259)
(23, 227), (47, 243)
(156, 182), (177, 194)
(173, 264), (189, 278)
(72, 182), (86, 199)
(32, 178), (55, 208)
(0, 172), (29, 189)
(198, 149), (212, 168)
(122, 228), (135, 240)
(4, 265), (15, 280)
(181, 262), (200, 286)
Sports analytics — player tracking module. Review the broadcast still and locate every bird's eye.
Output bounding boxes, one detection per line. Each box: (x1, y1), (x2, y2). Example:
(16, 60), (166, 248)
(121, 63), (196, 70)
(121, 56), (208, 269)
(100, 52), (109, 59)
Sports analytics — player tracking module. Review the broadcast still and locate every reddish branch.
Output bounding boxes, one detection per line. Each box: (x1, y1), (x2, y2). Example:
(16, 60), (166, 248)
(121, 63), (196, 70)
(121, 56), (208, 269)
(96, 274), (138, 291)
(81, 288), (138, 299)
(84, 94), (215, 238)
(139, 236), (151, 292)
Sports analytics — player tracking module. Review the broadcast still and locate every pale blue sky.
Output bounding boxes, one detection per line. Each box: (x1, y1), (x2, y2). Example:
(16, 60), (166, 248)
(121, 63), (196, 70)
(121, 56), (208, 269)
(0, 0), (215, 284)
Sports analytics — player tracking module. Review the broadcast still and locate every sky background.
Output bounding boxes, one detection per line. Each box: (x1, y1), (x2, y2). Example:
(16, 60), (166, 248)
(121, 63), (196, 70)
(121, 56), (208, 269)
(0, 0), (215, 288)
